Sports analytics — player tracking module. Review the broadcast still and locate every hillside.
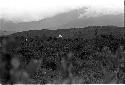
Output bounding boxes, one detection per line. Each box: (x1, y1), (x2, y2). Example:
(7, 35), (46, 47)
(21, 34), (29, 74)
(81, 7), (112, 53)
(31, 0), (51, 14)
(10, 26), (124, 39)
(0, 26), (125, 84)
(0, 30), (16, 36)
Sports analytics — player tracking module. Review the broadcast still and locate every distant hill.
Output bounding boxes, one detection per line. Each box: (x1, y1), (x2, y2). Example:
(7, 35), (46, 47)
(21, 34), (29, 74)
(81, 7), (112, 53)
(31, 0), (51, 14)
(10, 26), (125, 39)
(60, 14), (124, 29)
(0, 30), (16, 36)
(0, 8), (124, 32)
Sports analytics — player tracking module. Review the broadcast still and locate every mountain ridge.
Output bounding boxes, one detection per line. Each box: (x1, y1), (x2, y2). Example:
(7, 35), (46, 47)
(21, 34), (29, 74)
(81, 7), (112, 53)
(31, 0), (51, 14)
(0, 7), (124, 32)
(9, 26), (124, 40)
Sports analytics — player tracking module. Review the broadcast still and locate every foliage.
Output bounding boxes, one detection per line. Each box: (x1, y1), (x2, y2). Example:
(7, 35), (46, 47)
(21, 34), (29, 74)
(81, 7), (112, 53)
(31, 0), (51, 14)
(0, 26), (125, 84)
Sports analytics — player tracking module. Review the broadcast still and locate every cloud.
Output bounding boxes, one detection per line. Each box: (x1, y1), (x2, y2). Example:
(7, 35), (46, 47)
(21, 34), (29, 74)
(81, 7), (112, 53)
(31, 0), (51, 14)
(0, 0), (124, 22)
(78, 6), (124, 18)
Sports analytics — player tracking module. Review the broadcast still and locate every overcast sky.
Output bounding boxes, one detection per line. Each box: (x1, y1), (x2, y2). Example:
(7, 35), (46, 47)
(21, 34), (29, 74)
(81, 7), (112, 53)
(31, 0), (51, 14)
(0, 0), (124, 22)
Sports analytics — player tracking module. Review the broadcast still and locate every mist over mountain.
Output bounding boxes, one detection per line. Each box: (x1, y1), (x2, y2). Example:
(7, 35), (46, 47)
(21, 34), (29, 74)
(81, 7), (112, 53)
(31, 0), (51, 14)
(0, 0), (125, 84)
(0, 7), (124, 33)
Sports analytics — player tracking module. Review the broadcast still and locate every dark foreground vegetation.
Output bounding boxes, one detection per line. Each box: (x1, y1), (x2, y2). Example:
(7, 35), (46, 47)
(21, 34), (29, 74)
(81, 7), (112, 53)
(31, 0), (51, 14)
(0, 26), (125, 84)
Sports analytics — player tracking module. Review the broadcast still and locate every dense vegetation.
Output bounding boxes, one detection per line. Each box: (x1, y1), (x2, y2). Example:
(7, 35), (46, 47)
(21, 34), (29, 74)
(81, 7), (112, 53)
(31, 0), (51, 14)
(0, 26), (125, 84)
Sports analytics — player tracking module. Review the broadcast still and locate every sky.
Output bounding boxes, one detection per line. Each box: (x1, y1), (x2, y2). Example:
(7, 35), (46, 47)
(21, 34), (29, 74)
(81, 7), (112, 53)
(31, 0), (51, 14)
(0, 0), (124, 22)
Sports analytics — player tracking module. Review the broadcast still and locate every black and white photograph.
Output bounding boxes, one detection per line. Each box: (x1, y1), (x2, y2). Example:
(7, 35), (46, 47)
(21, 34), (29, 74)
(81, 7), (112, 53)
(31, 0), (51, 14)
(0, 0), (124, 84)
